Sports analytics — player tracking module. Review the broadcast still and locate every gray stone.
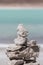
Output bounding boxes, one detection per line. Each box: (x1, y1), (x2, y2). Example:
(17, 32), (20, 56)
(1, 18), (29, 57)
(11, 60), (24, 65)
(24, 62), (40, 65)
(6, 52), (22, 60)
(14, 24), (28, 46)
(6, 45), (22, 52)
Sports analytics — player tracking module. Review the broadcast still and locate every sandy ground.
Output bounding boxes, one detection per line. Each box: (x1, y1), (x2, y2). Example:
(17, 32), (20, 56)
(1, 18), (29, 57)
(0, 46), (43, 65)
(0, 48), (10, 65)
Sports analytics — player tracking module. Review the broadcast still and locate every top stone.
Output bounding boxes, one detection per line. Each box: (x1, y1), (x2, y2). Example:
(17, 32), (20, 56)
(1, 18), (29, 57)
(17, 24), (28, 37)
(14, 24), (28, 46)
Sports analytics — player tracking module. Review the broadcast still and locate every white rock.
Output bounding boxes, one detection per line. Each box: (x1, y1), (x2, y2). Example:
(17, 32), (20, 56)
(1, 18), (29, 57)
(13, 24), (28, 45)
(14, 37), (26, 45)
(17, 24), (28, 37)
(6, 44), (22, 51)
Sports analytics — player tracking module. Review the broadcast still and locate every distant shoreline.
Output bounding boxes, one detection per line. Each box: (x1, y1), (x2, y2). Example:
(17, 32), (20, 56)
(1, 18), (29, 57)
(0, 3), (43, 9)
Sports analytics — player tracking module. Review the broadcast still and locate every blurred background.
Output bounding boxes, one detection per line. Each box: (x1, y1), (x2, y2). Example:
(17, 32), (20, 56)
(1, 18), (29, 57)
(0, 9), (43, 44)
(0, 0), (43, 44)
(0, 0), (43, 3)
(0, 0), (43, 7)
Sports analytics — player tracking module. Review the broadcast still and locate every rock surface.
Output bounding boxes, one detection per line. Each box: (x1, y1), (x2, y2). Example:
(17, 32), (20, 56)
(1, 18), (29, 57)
(11, 60), (24, 65)
(24, 62), (40, 65)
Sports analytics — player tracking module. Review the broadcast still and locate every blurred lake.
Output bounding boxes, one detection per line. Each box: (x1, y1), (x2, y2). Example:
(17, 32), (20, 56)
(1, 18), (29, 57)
(0, 9), (43, 43)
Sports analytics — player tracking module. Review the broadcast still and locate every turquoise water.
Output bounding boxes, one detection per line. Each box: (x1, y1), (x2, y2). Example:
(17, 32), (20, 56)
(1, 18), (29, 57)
(0, 9), (43, 43)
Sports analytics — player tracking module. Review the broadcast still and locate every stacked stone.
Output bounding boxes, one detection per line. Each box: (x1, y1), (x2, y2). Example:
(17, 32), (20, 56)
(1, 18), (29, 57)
(6, 24), (40, 65)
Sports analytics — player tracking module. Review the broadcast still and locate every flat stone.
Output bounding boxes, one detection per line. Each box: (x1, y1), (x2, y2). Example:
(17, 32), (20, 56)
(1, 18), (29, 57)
(6, 44), (22, 52)
(24, 62), (40, 65)
(11, 60), (24, 65)
(6, 52), (23, 60)
(14, 37), (26, 46)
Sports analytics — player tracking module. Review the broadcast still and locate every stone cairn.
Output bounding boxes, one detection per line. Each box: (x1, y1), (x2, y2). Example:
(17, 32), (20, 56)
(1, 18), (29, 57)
(6, 24), (40, 65)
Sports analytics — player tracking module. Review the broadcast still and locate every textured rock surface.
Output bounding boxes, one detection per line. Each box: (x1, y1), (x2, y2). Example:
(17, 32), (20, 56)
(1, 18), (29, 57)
(24, 62), (40, 65)
(14, 24), (28, 46)
(11, 60), (24, 65)
(6, 44), (22, 52)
